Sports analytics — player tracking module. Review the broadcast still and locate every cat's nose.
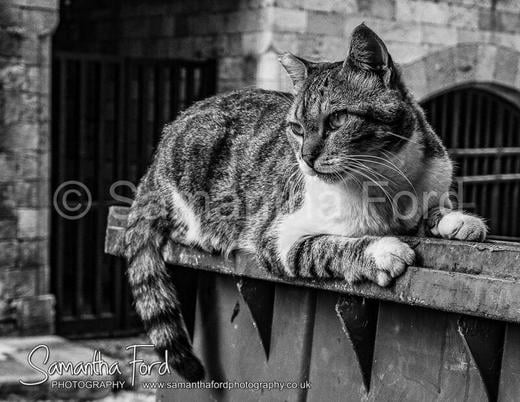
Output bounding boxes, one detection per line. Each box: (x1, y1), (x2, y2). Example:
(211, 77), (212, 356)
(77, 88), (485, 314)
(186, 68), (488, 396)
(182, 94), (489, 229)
(302, 153), (317, 168)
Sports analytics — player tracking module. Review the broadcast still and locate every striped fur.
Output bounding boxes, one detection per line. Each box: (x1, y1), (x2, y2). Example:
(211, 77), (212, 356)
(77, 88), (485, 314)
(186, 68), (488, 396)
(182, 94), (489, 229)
(123, 24), (486, 381)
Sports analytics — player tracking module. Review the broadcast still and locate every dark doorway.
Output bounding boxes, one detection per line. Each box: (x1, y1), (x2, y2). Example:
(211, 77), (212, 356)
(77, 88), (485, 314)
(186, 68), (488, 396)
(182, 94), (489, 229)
(51, 52), (216, 336)
(422, 84), (520, 242)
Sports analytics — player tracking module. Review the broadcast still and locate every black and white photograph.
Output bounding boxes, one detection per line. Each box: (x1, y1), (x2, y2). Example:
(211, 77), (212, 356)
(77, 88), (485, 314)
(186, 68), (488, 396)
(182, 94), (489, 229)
(1, 0), (520, 400)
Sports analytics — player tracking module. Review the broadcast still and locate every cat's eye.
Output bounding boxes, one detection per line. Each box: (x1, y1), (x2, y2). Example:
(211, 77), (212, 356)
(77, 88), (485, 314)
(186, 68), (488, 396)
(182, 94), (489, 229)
(289, 122), (304, 136)
(328, 111), (348, 130)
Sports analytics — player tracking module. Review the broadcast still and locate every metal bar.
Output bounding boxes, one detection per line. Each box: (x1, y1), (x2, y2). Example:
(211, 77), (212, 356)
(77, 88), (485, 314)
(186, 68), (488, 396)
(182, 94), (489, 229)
(95, 62), (106, 317)
(55, 57), (67, 321)
(458, 173), (520, 183)
(449, 147), (520, 156)
(451, 91), (460, 149)
(473, 93), (483, 175)
(76, 59), (87, 318)
(491, 104), (504, 236)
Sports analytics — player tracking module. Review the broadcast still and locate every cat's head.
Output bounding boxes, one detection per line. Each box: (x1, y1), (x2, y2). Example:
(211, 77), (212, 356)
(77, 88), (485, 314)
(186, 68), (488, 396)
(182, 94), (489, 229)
(280, 23), (417, 184)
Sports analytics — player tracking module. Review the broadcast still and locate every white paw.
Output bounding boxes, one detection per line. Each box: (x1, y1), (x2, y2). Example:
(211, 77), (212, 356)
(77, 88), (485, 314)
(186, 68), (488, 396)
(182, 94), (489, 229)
(437, 212), (487, 241)
(364, 237), (415, 287)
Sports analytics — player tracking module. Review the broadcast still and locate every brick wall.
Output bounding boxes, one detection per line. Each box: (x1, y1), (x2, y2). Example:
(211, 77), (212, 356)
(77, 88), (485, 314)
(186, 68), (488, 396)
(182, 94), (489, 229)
(0, 0), (59, 334)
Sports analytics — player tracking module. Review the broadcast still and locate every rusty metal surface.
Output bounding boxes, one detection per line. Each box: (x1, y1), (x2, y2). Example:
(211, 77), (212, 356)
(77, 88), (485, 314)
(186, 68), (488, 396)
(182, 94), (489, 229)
(106, 206), (520, 324)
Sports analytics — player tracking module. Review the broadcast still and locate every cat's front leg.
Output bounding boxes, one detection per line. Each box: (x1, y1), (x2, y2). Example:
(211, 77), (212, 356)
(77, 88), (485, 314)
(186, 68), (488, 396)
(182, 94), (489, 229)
(282, 235), (415, 287)
(427, 208), (488, 241)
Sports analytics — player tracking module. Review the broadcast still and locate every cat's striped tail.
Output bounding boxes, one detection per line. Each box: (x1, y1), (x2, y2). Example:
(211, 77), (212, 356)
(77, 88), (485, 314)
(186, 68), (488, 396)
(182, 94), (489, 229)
(124, 195), (205, 382)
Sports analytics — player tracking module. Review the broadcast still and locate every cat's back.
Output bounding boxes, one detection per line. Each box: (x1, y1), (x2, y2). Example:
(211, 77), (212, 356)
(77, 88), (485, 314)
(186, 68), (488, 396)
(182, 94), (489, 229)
(167, 87), (293, 139)
(153, 87), (294, 192)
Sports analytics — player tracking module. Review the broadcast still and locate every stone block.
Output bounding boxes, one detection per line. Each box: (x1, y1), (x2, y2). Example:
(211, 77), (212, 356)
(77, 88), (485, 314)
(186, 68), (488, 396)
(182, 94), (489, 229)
(475, 44), (497, 82)
(242, 31), (273, 54)
(227, 9), (273, 33)
(499, 11), (520, 33)
(19, 35), (39, 63)
(495, 0), (520, 13)
(456, 28), (491, 45)
(218, 57), (245, 81)
(17, 152), (40, 179)
(358, 0), (395, 19)
(0, 268), (38, 299)
(17, 207), (47, 239)
(303, 0), (357, 13)
(401, 58), (428, 101)
(10, 180), (43, 208)
(0, 5), (21, 28)
(420, 25), (457, 46)
(395, 0), (450, 25)
(447, 4), (479, 29)
(387, 42), (433, 65)
(14, 294), (55, 334)
(454, 43), (478, 84)
(0, 123), (39, 150)
(3, 92), (39, 125)
(0, 154), (17, 182)
(424, 46), (456, 94)
(0, 216), (16, 240)
(272, 8), (307, 33)
(306, 11), (345, 36)
(273, 0), (304, 9)
(376, 21), (422, 44)
(18, 239), (46, 267)
(21, 8), (58, 34)
(272, 32), (300, 54)
(494, 32), (520, 51)
(494, 46), (519, 86)
(0, 29), (23, 57)
(0, 240), (17, 268)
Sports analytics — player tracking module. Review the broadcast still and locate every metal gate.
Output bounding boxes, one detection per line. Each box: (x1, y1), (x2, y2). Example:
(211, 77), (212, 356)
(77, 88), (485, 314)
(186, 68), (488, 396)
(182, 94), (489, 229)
(51, 52), (217, 336)
(421, 84), (520, 242)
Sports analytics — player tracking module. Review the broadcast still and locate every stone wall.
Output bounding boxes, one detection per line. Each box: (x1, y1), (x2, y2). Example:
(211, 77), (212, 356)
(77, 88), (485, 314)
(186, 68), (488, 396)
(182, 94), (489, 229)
(56, 0), (520, 95)
(0, 0), (59, 334)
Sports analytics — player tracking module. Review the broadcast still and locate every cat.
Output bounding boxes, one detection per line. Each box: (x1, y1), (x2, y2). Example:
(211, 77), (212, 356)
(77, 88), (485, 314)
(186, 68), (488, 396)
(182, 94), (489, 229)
(123, 23), (487, 382)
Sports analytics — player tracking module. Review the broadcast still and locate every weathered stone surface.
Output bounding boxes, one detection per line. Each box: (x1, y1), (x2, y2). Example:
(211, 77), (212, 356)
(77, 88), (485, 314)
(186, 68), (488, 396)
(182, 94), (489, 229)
(13, 294), (55, 334)
(0, 123), (39, 150)
(454, 43), (478, 84)
(17, 207), (47, 239)
(495, 46), (520, 85)
(358, 0), (395, 20)
(402, 58), (428, 100)
(475, 44), (498, 82)
(0, 240), (17, 268)
(307, 11), (345, 36)
(0, 268), (38, 299)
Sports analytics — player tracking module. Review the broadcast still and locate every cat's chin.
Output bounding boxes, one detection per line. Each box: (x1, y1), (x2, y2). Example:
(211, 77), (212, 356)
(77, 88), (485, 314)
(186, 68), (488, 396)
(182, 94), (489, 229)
(308, 171), (354, 185)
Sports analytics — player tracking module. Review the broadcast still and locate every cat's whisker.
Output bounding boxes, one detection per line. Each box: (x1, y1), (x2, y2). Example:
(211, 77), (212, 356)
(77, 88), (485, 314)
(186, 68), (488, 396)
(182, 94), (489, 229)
(330, 154), (416, 194)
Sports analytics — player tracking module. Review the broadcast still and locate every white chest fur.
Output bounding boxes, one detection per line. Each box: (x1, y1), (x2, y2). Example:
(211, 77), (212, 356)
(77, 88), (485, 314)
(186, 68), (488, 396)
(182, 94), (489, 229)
(276, 176), (392, 266)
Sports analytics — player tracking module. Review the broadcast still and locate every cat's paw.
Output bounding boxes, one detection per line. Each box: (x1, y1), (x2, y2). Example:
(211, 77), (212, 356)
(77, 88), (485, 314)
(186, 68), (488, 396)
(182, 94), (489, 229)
(363, 237), (415, 287)
(437, 211), (487, 242)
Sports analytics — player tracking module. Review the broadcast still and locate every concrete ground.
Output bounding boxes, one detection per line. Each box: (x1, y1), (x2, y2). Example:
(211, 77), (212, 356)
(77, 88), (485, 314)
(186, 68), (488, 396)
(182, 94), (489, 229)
(0, 335), (157, 401)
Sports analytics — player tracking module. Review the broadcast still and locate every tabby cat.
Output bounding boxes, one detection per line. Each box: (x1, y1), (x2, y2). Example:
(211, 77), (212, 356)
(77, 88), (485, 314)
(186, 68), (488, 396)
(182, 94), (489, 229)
(124, 24), (487, 381)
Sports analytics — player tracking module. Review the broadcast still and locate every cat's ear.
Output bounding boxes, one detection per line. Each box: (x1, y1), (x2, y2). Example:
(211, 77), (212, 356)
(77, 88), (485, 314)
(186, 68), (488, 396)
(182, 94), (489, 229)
(279, 53), (312, 93)
(345, 23), (394, 86)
